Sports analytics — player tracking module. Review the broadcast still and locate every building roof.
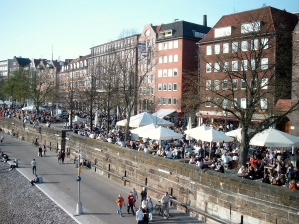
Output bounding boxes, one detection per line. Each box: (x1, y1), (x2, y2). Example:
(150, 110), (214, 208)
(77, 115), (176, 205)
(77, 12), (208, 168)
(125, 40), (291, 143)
(157, 20), (211, 42)
(200, 6), (298, 43)
(15, 57), (31, 67)
(69, 55), (89, 64)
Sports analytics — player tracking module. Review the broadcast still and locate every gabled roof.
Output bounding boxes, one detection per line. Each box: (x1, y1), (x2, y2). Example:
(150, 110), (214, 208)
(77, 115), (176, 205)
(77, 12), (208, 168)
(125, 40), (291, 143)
(157, 20), (211, 42)
(15, 57), (31, 67)
(200, 6), (298, 43)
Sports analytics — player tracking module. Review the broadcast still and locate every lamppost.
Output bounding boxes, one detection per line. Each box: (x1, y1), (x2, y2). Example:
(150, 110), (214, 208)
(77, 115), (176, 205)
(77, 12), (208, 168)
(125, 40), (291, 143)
(223, 106), (227, 132)
(76, 149), (82, 215)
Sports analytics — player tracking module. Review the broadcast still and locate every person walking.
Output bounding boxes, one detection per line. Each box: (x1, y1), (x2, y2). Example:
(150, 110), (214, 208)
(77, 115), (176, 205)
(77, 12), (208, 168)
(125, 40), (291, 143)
(61, 151), (65, 163)
(38, 146), (43, 157)
(132, 187), (138, 207)
(57, 151), (62, 164)
(1, 135), (4, 143)
(136, 206), (144, 224)
(116, 194), (125, 217)
(31, 158), (37, 175)
(43, 145), (47, 156)
(161, 192), (170, 218)
(140, 187), (147, 203)
(147, 197), (153, 221)
(127, 191), (135, 215)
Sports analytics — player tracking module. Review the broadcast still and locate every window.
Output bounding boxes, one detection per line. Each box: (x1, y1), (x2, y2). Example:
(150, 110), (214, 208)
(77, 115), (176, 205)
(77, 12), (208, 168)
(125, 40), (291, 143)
(214, 62), (220, 72)
(223, 62), (228, 72)
(174, 55), (178, 62)
(173, 98), (177, 105)
(157, 98), (162, 105)
(206, 63), (212, 73)
(206, 80), (211, 90)
(214, 80), (220, 90)
(163, 69), (167, 77)
(222, 98), (228, 107)
(163, 84), (167, 91)
(232, 98), (237, 108)
(261, 78), (268, 89)
(261, 38), (268, 50)
(213, 98), (219, 107)
(158, 56), (163, 63)
(241, 41), (248, 51)
(251, 39), (258, 50)
(214, 44), (220, 54)
(232, 42), (238, 53)
(206, 45), (212, 55)
(168, 83), (172, 91)
(260, 98), (267, 110)
(241, 60), (248, 71)
(163, 43), (168, 50)
(158, 84), (162, 91)
(158, 70), (162, 77)
(168, 55), (173, 63)
(241, 79), (246, 89)
(168, 69), (172, 77)
(251, 79), (257, 88)
(162, 98), (167, 105)
(173, 83), (177, 91)
(174, 40), (178, 48)
(232, 79), (238, 90)
(232, 61), (238, 71)
(168, 41), (173, 49)
(223, 43), (229, 53)
(173, 68), (178, 76)
(251, 59), (256, 70)
(241, 21), (260, 33)
(214, 26), (231, 38)
(261, 58), (268, 70)
(240, 98), (247, 108)
(222, 80), (228, 90)
(158, 43), (162, 50)
(205, 97), (211, 107)
(163, 56), (167, 63)
(168, 98), (172, 105)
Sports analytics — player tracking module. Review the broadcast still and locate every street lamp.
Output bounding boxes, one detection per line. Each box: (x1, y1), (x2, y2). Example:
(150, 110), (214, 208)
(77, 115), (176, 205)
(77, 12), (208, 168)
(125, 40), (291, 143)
(76, 149), (82, 215)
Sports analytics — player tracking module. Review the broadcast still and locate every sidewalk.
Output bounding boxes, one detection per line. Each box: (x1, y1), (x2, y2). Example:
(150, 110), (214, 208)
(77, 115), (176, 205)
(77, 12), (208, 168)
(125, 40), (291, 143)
(0, 133), (201, 224)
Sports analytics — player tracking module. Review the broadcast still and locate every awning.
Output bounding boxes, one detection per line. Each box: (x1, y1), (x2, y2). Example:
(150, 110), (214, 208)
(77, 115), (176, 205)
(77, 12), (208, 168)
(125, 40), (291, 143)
(153, 109), (176, 118)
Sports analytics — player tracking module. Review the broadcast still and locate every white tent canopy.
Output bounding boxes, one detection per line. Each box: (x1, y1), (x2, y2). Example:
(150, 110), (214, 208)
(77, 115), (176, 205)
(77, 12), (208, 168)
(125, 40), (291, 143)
(226, 128), (255, 142)
(130, 124), (157, 135)
(22, 105), (46, 111)
(138, 126), (182, 141)
(73, 115), (86, 123)
(249, 128), (299, 147)
(185, 117), (192, 140)
(184, 124), (210, 140)
(116, 112), (174, 128)
(196, 128), (234, 142)
(0, 100), (4, 104)
(152, 109), (176, 118)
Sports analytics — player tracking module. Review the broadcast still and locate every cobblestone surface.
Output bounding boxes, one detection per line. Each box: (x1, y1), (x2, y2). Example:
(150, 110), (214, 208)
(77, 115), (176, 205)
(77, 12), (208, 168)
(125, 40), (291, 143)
(0, 161), (77, 224)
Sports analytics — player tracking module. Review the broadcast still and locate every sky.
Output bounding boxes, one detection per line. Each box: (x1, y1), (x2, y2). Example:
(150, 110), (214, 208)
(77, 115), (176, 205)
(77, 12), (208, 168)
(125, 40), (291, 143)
(0, 0), (298, 61)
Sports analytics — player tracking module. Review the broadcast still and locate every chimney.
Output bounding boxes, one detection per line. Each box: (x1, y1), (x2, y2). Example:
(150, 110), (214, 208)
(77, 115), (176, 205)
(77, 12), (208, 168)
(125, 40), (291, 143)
(203, 15), (207, 27)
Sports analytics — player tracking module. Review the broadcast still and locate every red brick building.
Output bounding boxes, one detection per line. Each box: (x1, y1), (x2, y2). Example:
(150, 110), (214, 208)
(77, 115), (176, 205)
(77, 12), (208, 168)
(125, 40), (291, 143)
(198, 7), (298, 130)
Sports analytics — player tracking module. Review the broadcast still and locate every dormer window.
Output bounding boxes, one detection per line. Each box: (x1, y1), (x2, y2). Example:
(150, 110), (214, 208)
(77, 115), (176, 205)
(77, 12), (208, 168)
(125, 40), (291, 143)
(241, 21), (260, 33)
(214, 26), (231, 38)
(193, 31), (205, 38)
(158, 30), (172, 39)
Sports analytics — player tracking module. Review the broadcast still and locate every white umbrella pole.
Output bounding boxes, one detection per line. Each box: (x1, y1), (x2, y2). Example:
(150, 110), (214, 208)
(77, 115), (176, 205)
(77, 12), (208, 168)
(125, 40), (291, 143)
(209, 143), (211, 159)
(292, 145), (294, 155)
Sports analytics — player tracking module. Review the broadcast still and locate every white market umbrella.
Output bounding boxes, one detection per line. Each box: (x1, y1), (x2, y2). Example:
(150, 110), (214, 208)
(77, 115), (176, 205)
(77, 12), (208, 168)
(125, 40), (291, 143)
(4, 101), (12, 105)
(184, 124), (210, 140)
(226, 128), (255, 142)
(249, 128), (299, 147)
(198, 128), (234, 142)
(130, 124), (157, 135)
(116, 112), (174, 128)
(138, 126), (182, 141)
(185, 117), (192, 141)
(22, 105), (46, 111)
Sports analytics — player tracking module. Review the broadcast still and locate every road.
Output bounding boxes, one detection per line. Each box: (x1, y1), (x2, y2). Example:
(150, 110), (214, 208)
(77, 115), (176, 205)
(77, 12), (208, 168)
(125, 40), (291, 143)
(0, 132), (201, 224)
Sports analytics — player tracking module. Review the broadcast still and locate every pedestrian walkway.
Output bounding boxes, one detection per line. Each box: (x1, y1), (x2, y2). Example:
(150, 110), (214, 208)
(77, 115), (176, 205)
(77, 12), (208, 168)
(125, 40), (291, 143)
(0, 132), (202, 224)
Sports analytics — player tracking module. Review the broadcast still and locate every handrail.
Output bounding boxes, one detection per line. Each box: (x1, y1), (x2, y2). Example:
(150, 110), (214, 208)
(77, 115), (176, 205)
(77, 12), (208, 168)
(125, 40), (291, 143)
(92, 164), (236, 224)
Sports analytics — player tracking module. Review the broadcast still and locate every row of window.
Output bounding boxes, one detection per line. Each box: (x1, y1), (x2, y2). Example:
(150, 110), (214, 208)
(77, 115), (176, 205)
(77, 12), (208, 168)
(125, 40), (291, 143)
(205, 78), (268, 90)
(158, 55), (178, 64)
(206, 38), (268, 55)
(157, 68), (178, 77)
(157, 97), (178, 105)
(158, 40), (179, 50)
(214, 21), (261, 38)
(61, 60), (87, 72)
(91, 38), (137, 55)
(206, 58), (268, 73)
(205, 97), (267, 110)
(139, 87), (154, 95)
(157, 83), (178, 91)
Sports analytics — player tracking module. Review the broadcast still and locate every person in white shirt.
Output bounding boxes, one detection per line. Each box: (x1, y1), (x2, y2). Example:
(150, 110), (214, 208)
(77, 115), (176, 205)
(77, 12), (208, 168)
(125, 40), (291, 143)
(136, 206), (144, 224)
(161, 192), (170, 217)
(166, 150), (173, 159)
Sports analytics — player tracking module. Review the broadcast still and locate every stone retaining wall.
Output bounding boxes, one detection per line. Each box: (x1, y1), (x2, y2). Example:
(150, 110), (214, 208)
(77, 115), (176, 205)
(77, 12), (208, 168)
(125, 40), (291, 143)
(1, 118), (298, 224)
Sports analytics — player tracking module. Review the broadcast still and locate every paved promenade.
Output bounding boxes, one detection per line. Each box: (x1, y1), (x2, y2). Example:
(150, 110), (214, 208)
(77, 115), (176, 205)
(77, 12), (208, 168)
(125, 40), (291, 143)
(0, 132), (201, 224)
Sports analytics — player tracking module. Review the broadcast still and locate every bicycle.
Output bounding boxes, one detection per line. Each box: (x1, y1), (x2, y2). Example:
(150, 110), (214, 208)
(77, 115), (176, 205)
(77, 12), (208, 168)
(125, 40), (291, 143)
(153, 201), (169, 219)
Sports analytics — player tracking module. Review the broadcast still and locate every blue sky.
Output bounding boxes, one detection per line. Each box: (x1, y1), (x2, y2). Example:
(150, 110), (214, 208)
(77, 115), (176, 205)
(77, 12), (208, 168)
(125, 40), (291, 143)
(0, 0), (298, 61)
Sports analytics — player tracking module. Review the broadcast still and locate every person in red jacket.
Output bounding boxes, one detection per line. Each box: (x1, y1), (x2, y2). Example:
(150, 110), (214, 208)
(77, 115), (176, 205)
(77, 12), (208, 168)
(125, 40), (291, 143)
(116, 194), (125, 217)
(127, 191), (135, 215)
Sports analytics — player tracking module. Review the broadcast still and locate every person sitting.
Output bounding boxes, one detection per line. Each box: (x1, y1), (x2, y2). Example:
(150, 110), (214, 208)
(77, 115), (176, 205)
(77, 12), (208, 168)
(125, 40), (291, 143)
(2, 153), (9, 162)
(189, 156), (196, 164)
(289, 180), (298, 190)
(215, 161), (224, 173)
(30, 174), (39, 186)
(261, 173), (271, 184)
(156, 147), (165, 157)
(9, 159), (18, 170)
(238, 165), (246, 174)
(166, 149), (173, 159)
(247, 166), (256, 180)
